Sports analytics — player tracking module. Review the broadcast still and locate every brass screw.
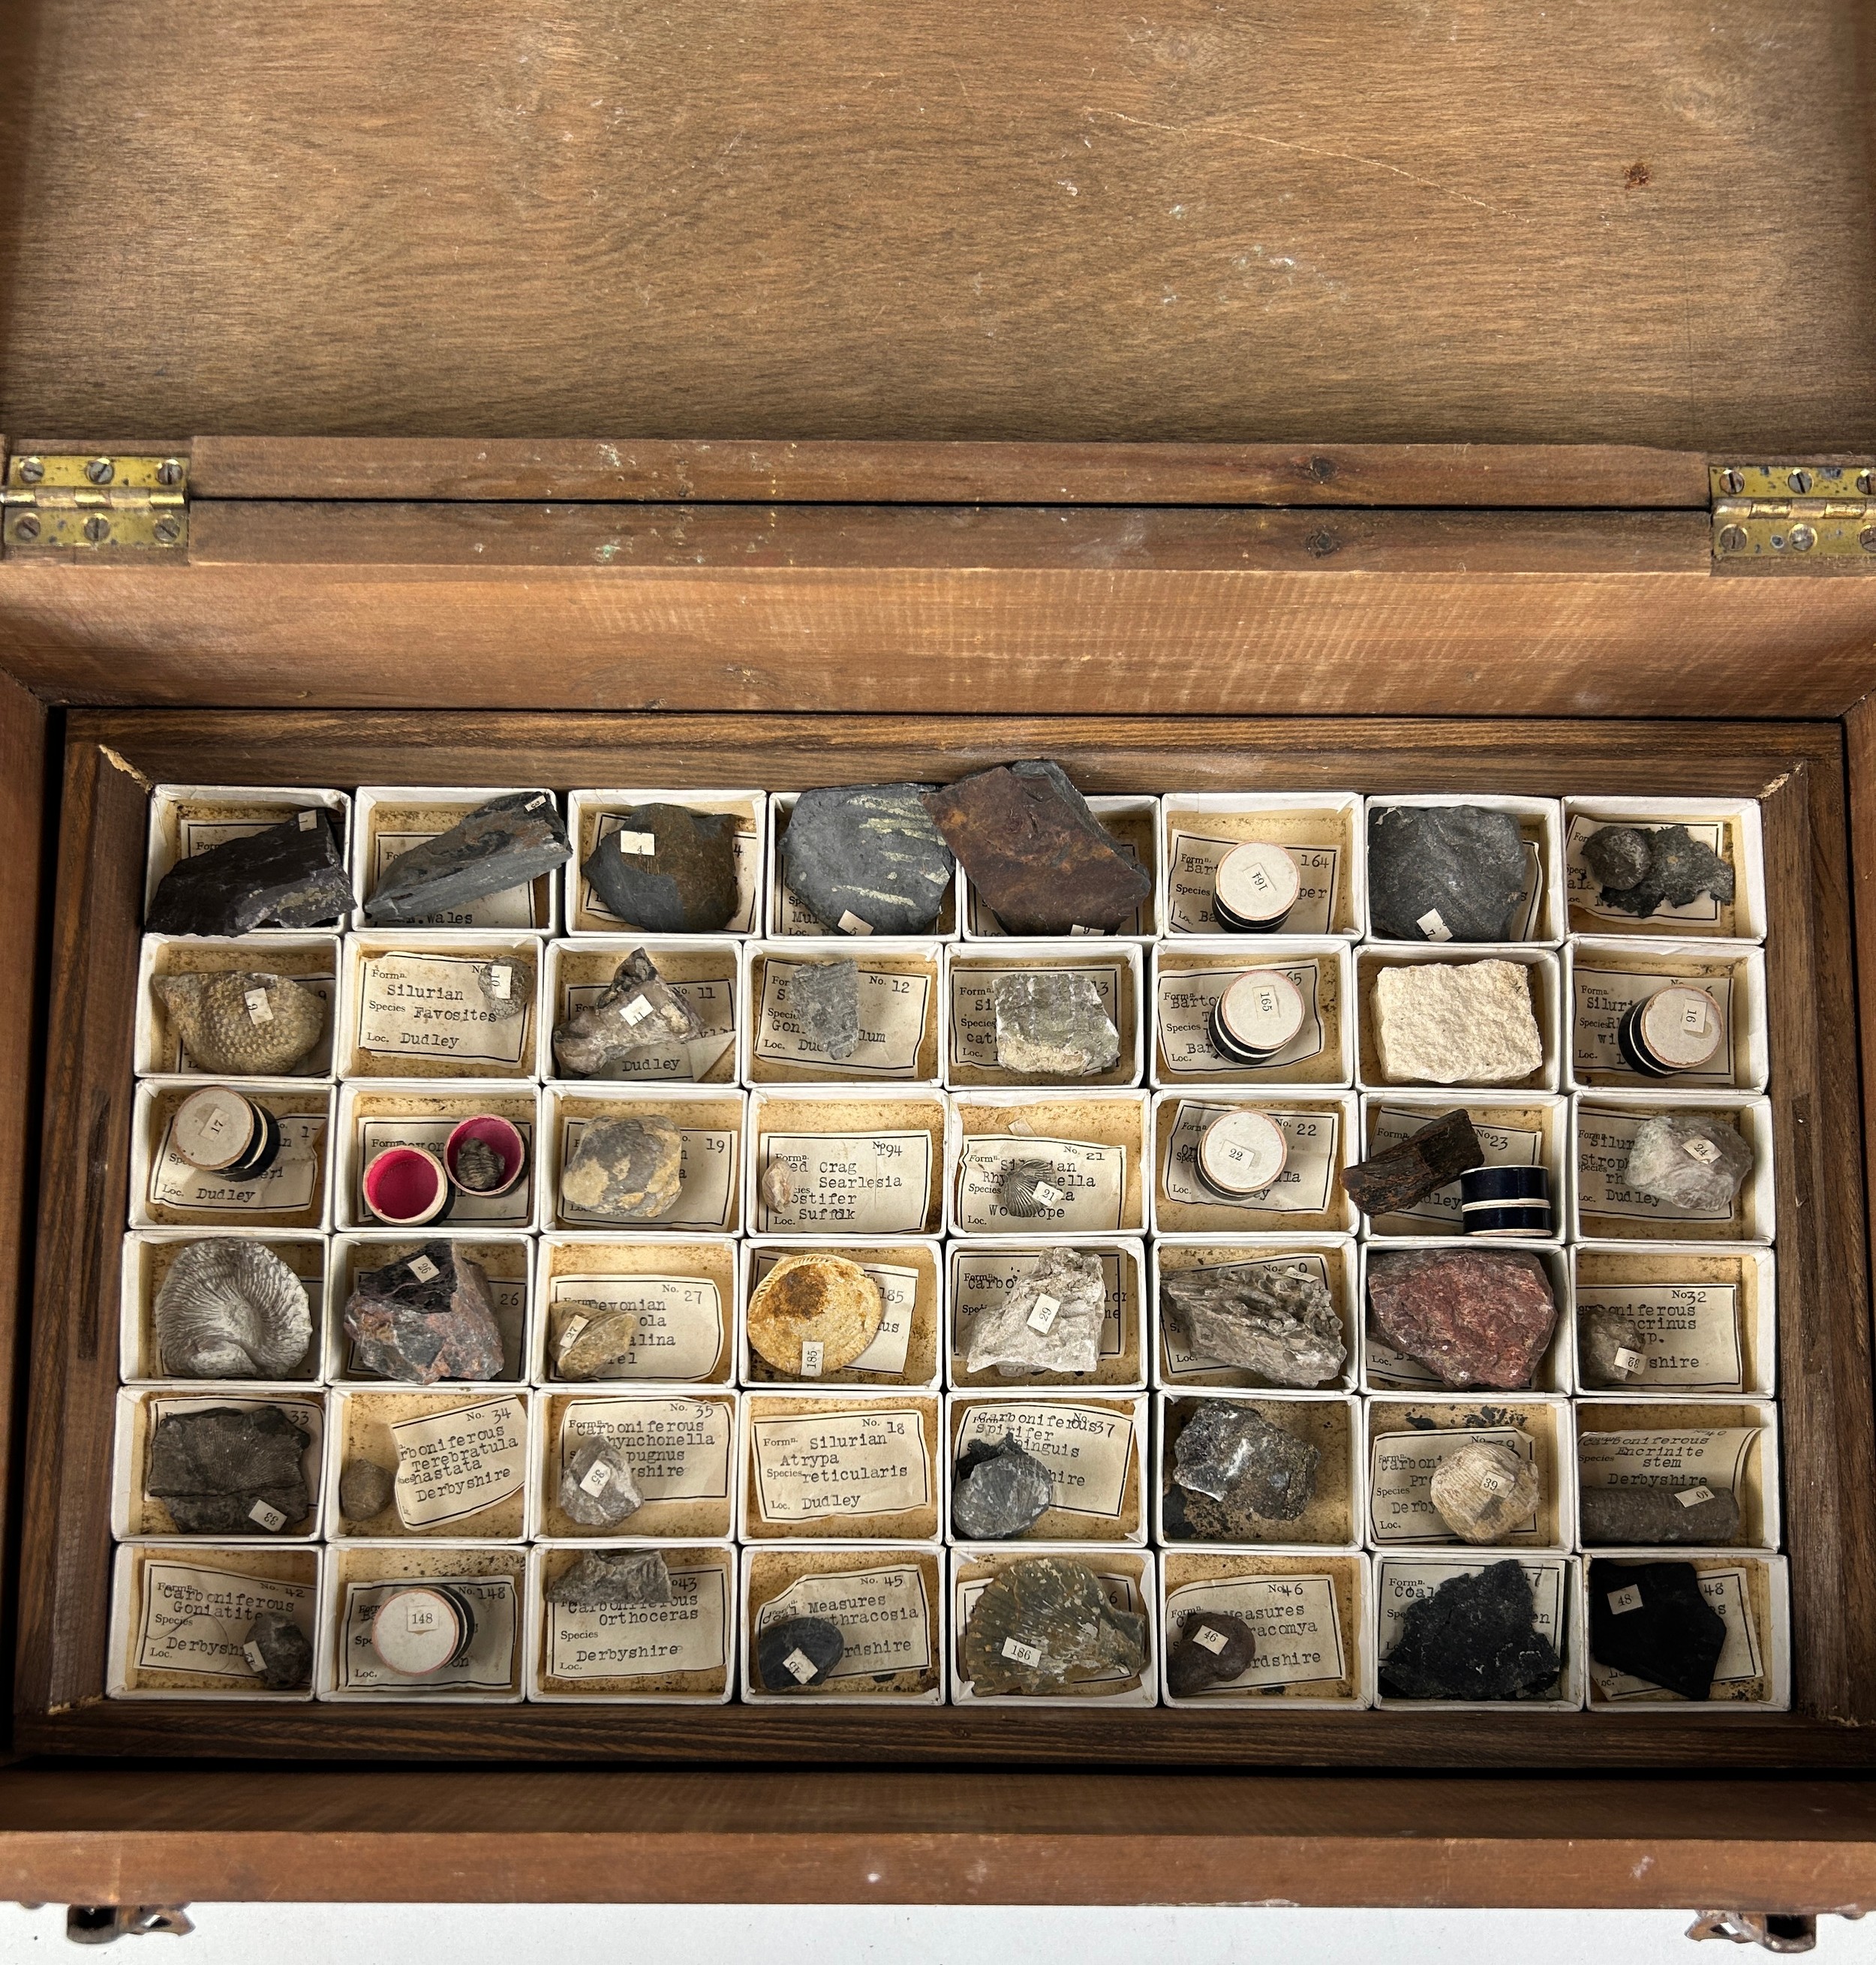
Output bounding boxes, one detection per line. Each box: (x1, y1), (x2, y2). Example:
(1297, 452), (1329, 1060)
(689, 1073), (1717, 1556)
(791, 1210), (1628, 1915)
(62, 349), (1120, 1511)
(1859, 471), (1874, 497)
(1718, 469), (1745, 495)
(12, 513), (40, 542)
(1860, 526), (1876, 554)
(17, 457), (43, 485)
(1787, 469), (1813, 494)
(156, 458), (184, 487)
(1789, 523), (1817, 552)
(152, 515), (182, 545)
(85, 458), (113, 485)
(1717, 524), (1748, 553)
(83, 515), (110, 544)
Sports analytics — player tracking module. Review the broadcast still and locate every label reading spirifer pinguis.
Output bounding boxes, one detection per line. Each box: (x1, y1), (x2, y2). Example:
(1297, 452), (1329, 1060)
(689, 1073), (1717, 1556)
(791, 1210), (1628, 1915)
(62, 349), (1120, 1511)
(952, 1402), (1135, 1519)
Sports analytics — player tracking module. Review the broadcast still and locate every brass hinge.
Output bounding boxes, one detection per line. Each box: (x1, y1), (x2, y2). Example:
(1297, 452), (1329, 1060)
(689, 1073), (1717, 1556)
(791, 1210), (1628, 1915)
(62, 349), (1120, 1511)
(1711, 461), (1875, 571)
(1, 453), (188, 553)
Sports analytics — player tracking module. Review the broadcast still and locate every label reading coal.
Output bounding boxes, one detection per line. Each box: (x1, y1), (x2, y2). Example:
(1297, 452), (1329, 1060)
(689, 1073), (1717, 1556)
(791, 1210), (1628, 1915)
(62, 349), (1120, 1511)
(756, 1562), (933, 1681)
(1575, 1426), (1759, 1501)
(588, 810), (759, 934)
(1159, 1252), (1333, 1377)
(1577, 1110), (1742, 1223)
(750, 1254), (920, 1375)
(950, 964), (1122, 1071)
(548, 1564), (726, 1683)
(1164, 1575), (1346, 1692)
(548, 1275), (723, 1380)
(1162, 1102), (1337, 1213)
(1378, 1559), (1565, 1690)
(952, 1402), (1135, 1519)
(561, 1397), (733, 1501)
(953, 1250), (1126, 1366)
(1155, 963), (1327, 1077)
(1369, 1426), (1540, 1543)
(756, 1131), (933, 1234)
(150, 1113), (325, 1214)
(1572, 967), (1735, 1081)
(1168, 831), (1339, 936)
(1575, 1283), (1743, 1390)
(562, 975), (735, 1081)
(754, 961), (930, 1076)
(134, 1561), (314, 1677)
(341, 1576), (518, 1691)
(1593, 1567), (1762, 1699)
(750, 1408), (932, 1524)
(356, 954), (531, 1066)
(955, 1136), (1126, 1232)
(1364, 1107), (1544, 1230)
(359, 1117), (532, 1226)
(558, 1120), (737, 1229)
(1567, 816), (1730, 926)
(389, 1395), (528, 1528)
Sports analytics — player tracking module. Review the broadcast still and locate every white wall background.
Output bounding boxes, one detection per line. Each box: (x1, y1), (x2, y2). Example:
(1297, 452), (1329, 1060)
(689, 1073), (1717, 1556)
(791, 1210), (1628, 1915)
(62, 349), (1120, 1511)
(1, 1904), (1874, 1962)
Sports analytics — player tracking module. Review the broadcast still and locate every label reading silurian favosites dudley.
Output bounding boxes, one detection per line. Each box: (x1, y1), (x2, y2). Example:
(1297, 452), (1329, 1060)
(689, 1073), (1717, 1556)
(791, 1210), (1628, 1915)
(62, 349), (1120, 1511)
(547, 1275), (725, 1380)
(949, 966), (1123, 1070)
(1368, 1427), (1539, 1544)
(149, 1113), (325, 1213)
(558, 1120), (738, 1230)
(757, 1132), (933, 1234)
(586, 812), (761, 934)
(956, 1571), (1142, 1686)
(1363, 1108), (1544, 1230)
(1164, 1576), (1346, 1692)
(755, 963), (930, 1075)
(1575, 1284), (1744, 1390)
(371, 828), (538, 929)
(952, 1402), (1135, 1519)
(1575, 1427), (1760, 1501)
(952, 1251), (1125, 1363)
(357, 1117), (533, 1226)
(339, 1577), (518, 1691)
(356, 954), (532, 1066)
(389, 1396), (529, 1529)
(563, 976), (736, 1081)
(1573, 968), (1736, 1080)
(559, 1398), (734, 1502)
(1159, 1254), (1333, 1376)
(1154, 963), (1327, 1075)
(1576, 1110), (1742, 1221)
(134, 1561), (314, 1676)
(954, 1137), (1126, 1232)
(755, 1564), (934, 1681)
(1162, 1102), (1337, 1212)
(548, 1565), (727, 1683)
(1592, 1568), (1763, 1699)
(1166, 832), (1341, 936)
(749, 1408), (932, 1525)
(750, 1255), (920, 1375)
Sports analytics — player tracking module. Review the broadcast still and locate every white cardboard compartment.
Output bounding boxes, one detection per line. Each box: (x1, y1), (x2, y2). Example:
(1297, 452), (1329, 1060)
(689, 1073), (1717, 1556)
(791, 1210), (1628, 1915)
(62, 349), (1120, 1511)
(740, 1542), (947, 1703)
(1149, 938), (1354, 1090)
(738, 1391), (945, 1544)
(144, 785), (353, 931)
(545, 1083), (749, 1236)
(338, 930), (547, 1082)
(1571, 1242), (1776, 1400)
(744, 1237), (944, 1392)
(1580, 1551), (1790, 1711)
(1354, 943), (1562, 1094)
(746, 1086), (946, 1240)
(1363, 1393), (1576, 1550)
(945, 939), (1145, 1090)
(1159, 792), (1363, 939)
(107, 1540), (323, 1702)
(768, 789), (961, 940)
(568, 788), (766, 938)
(1159, 1549), (1371, 1708)
(323, 1387), (534, 1543)
(1370, 1551), (1583, 1710)
(1150, 1088), (1358, 1239)
(1362, 792), (1563, 945)
(1356, 1092), (1571, 1242)
(352, 786), (564, 933)
(317, 1542), (528, 1702)
(949, 1543), (1158, 1706)
(1563, 796), (1766, 942)
(1572, 1094), (1775, 1245)
(527, 1541), (738, 1702)
(326, 1231), (534, 1387)
(1156, 1389), (1363, 1552)
(334, 1081), (542, 1233)
(130, 1078), (334, 1233)
(532, 1387), (740, 1543)
(1574, 1397), (1781, 1554)
(1564, 937), (1769, 1093)
(120, 1228), (328, 1385)
(136, 933), (340, 1080)
(1151, 1236), (1360, 1393)
(943, 1390), (1149, 1547)
(946, 1236), (1146, 1393)
(947, 1088), (1150, 1241)
(112, 1387), (327, 1542)
(531, 1233), (739, 1387)
(1359, 1238), (1574, 1396)
(744, 938), (943, 1085)
(545, 934), (744, 1086)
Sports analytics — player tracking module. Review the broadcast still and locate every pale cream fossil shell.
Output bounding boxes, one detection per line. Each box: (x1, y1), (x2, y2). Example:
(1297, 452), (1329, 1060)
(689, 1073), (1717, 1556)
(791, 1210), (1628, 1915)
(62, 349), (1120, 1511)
(153, 971), (327, 1076)
(152, 1237), (313, 1378)
(1428, 1438), (1541, 1546)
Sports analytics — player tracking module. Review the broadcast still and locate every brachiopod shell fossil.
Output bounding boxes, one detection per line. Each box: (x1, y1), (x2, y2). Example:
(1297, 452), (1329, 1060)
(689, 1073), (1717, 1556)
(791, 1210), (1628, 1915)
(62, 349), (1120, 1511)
(997, 1157), (1060, 1219)
(152, 1237), (313, 1378)
(153, 971), (327, 1076)
(1429, 1438), (1541, 1546)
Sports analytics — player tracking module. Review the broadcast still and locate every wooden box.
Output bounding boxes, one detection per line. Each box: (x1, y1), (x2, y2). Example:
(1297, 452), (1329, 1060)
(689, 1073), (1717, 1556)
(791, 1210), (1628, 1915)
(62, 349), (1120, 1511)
(2, 0), (1876, 1924)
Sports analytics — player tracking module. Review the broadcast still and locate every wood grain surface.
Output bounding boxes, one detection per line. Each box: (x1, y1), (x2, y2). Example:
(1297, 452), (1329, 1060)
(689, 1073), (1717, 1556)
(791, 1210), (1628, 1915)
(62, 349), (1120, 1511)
(2, 3), (1873, 449)
(1, 1770), (1874, 1907)
(20, 711), (1864, 1772)
(5, 507), (1876, 716)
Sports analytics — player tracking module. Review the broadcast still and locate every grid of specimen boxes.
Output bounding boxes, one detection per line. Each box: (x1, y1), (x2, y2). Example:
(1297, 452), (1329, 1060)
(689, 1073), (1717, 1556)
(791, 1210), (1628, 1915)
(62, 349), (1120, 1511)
(110, 781), (1785, 1709)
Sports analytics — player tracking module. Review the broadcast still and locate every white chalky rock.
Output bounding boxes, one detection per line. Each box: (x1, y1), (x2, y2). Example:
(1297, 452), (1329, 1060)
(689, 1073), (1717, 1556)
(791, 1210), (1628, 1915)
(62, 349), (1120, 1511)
(1373, 960), (1544, 1086)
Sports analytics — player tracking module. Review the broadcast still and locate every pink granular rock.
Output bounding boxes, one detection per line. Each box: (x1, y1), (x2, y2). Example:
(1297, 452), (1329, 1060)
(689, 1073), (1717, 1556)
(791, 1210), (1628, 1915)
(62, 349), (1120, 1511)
(1366, 1248), (1557, 1390)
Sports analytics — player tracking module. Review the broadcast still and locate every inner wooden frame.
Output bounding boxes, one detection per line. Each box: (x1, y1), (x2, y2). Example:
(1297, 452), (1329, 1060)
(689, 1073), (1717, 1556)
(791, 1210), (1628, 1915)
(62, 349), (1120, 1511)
(17, 708), (1870, 1770)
